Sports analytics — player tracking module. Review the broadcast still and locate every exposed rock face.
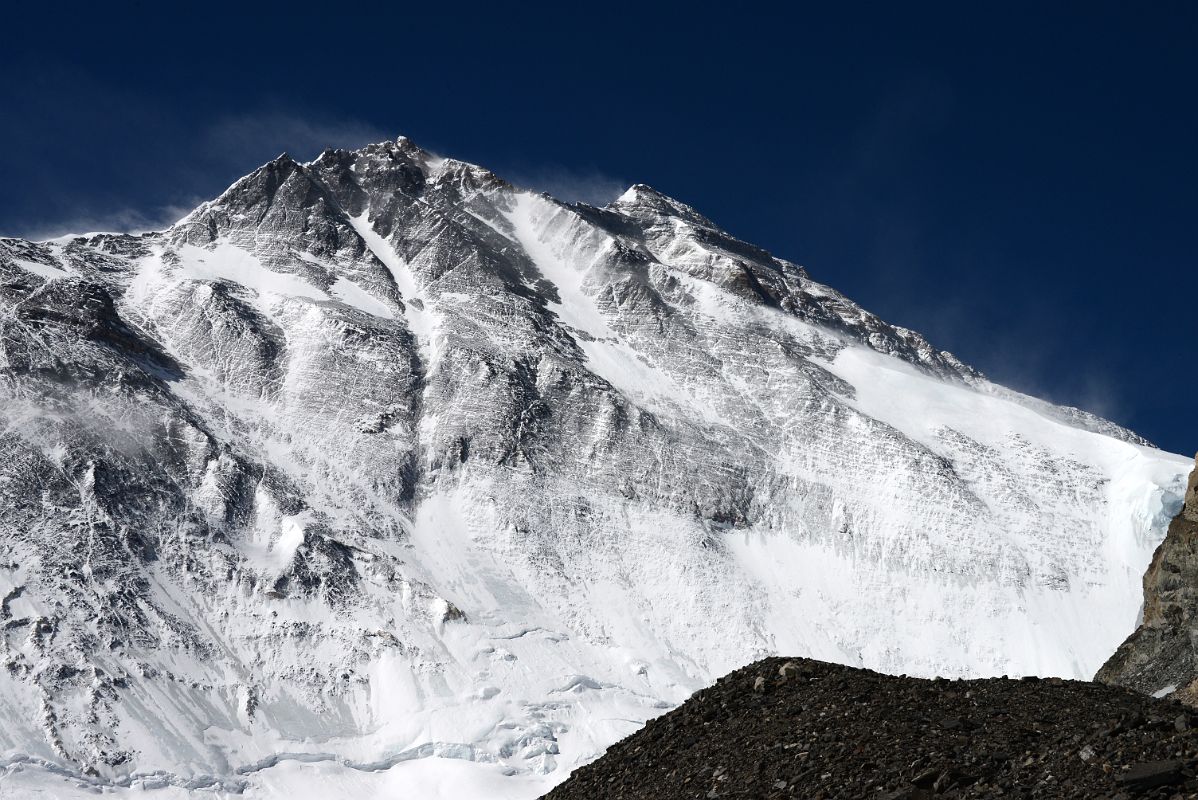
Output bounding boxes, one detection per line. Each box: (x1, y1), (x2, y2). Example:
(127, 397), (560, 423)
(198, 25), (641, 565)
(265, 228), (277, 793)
(1099, 457), (1198, 701)
(0, 136), (1189, 797)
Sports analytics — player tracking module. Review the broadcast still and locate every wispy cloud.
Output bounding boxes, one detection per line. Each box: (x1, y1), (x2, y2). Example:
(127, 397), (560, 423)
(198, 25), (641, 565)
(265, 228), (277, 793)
(502, 164), (628, 206)
(201, 111), (390, 164)
(14, 202), (201, 242)
(3, 100), (624, 240)
(4, 109), (394, 240)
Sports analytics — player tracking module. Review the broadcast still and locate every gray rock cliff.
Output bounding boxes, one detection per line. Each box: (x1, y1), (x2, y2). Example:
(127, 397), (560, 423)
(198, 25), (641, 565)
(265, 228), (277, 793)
(1098, 455), (1198, 700)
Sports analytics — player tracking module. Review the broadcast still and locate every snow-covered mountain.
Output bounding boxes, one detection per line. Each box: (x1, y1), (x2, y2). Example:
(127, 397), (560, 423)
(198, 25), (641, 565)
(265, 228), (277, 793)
(0, 137), (1189, 799)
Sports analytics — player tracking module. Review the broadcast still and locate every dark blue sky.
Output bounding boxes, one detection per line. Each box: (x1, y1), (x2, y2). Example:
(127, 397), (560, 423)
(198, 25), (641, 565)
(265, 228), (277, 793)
(3, 1), (1194, 454)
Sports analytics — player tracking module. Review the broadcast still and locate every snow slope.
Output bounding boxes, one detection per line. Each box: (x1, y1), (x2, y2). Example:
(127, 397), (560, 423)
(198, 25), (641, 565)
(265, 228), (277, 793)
(0, 137), (1188, 799)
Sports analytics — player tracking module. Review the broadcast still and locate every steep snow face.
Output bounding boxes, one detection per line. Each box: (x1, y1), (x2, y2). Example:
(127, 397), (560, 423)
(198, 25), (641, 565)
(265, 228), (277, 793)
(0, 138), (1189, 799)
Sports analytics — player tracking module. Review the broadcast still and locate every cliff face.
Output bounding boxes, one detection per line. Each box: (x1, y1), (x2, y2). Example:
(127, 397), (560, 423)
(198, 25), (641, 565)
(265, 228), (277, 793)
(1098, 456), (1198, 700)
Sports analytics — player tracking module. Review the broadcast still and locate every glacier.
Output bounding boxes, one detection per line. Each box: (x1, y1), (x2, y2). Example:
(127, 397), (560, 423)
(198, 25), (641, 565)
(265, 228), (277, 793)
(0, 136), (1189, 798)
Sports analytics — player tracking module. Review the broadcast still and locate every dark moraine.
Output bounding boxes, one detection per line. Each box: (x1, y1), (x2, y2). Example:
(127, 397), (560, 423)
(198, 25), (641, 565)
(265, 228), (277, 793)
(543, 657), (1198, 799)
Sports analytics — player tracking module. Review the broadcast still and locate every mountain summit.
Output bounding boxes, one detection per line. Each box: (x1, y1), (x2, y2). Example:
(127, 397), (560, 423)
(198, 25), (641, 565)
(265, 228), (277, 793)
(0, 136), (1189, 798)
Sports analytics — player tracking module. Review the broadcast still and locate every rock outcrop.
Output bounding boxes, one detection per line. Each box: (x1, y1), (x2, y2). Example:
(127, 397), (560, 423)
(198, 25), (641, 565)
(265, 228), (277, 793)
(1099, 456), (1198, 702)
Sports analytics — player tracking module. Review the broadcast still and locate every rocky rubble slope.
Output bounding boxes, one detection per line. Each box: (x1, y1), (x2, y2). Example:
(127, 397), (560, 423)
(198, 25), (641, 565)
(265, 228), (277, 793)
(544, 657), (1198, 799)
(1100, 457), (1198, 702)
